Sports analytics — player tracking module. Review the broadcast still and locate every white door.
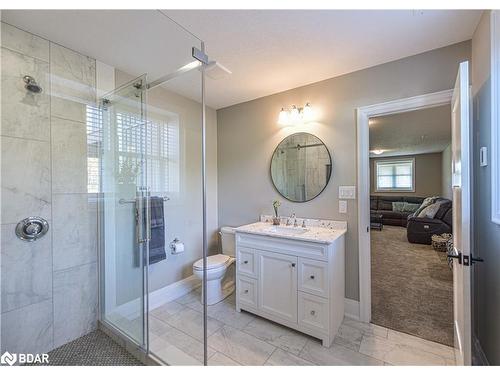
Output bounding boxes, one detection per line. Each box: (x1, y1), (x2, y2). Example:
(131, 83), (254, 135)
(451, 61), (472, 366)
(258, 251), (298, 323)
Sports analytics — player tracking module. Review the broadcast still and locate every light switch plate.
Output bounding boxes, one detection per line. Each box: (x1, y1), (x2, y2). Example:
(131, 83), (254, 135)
(339, 186), (356, 199)
(339, 200), (347, 213)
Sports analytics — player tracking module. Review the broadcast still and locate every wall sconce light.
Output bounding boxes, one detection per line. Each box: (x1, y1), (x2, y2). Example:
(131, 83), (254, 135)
(278, 103), (314, 126)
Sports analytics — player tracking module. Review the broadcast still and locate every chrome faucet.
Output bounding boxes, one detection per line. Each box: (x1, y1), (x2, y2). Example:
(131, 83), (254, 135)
(291, 213), (298, 227)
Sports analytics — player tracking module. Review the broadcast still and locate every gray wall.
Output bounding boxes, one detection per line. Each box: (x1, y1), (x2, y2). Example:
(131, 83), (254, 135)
(471, 11), (500, 365)
(370, 153), (443, 197)
(441, 144), (453, 199)
(217, 41), (471, 301)
(1, 22), (97, 353)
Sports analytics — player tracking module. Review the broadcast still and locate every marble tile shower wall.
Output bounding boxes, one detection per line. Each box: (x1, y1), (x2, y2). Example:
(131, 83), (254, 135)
(1, 23), (98, 354)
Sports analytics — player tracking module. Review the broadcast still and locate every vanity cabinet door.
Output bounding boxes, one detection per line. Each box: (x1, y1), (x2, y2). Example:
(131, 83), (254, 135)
(258, 251), (298, 324)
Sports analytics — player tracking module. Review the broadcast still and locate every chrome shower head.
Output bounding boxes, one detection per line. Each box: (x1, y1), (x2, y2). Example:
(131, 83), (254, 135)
(23, 75), (42, 94)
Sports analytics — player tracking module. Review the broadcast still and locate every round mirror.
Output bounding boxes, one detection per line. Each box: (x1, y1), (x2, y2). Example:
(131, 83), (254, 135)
(270, 132), (332, 202)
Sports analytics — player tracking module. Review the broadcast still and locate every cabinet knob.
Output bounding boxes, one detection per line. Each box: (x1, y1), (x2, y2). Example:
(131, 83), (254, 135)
(310, 310), (316, 316)
(310, 275), (315, 280)
(291, 263), (296, 267)
(243, 260), (248, 264)
(244, 289), (249, 294)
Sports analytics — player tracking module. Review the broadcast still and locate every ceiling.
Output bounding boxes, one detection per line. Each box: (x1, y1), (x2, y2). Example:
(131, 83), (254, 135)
(2, 10), (482, 109)
(369, 105), (452, 158)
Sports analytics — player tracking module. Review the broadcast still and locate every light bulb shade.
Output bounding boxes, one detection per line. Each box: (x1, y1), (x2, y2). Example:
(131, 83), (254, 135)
(303, 103), (313, 122)
(290, 106), (300, 124)
(278, 108), (290, 126)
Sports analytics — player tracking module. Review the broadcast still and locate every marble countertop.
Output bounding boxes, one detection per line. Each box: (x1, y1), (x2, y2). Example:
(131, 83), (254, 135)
(235, 221), (347, 244)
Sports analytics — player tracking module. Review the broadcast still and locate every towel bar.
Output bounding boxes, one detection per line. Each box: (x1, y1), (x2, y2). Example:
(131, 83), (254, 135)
(118, 197), (170, 204)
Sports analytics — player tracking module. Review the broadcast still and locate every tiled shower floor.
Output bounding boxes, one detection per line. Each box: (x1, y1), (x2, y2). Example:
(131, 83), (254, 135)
(34, 330), (142, 366)
(149, 287), (457, 366)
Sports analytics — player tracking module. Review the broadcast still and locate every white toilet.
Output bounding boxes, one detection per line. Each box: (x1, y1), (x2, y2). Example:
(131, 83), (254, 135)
(192, 226), (236, 305)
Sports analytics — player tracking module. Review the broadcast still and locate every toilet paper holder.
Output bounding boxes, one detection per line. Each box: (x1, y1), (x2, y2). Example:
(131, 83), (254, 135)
(169, 238), (184, 254)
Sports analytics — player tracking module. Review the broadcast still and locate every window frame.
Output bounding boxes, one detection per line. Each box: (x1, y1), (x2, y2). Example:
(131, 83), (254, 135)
(374, 158), (416, 193)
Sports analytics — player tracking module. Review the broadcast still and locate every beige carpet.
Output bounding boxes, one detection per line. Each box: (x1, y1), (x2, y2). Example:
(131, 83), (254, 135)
(371, 225), (454, 347)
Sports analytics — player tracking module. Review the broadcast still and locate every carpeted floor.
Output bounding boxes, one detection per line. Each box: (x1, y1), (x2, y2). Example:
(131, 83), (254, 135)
(371, 225), (454, 347)
(34, 330), (143, 366)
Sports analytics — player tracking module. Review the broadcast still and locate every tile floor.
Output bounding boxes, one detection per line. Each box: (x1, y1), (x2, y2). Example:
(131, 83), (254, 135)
(149, 288), (456, 366)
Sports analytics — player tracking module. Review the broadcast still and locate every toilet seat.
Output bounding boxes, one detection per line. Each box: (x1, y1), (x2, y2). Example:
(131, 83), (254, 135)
(193, 254), (231, 270)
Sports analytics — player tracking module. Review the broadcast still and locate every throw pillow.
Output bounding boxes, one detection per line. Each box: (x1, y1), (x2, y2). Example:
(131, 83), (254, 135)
(402, 202), (421, 213)
(413, 196), (440, 216)
(392, 201), (405, 212)
(417, 202), (442, 219)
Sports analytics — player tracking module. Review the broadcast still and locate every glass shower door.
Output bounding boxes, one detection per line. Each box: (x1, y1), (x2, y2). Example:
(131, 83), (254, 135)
(99, 75), (149, 347)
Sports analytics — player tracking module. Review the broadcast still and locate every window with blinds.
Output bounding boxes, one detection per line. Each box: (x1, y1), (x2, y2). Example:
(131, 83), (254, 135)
(87, 105), (102, 194)
(375, 159), (415, 192)
(86, 105), (180, 196)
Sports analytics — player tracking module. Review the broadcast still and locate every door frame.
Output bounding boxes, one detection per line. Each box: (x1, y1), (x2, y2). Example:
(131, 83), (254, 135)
(356, 89), (454, 323)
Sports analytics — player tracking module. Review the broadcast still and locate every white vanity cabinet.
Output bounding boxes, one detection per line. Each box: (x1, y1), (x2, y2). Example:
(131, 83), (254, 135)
(235, 230), (345, 347)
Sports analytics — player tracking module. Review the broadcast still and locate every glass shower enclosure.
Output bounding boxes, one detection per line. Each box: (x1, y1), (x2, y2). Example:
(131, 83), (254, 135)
(97, 18), (210, 365)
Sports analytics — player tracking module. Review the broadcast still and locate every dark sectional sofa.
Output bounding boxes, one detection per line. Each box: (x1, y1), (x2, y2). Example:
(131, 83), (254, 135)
(370, 195), (425, 227)
(406, 199), (453, 244)
(370, 195), (453, 245)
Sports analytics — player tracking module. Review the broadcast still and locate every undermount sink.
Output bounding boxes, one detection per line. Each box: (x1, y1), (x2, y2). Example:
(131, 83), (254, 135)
(265, 225), (309, 235)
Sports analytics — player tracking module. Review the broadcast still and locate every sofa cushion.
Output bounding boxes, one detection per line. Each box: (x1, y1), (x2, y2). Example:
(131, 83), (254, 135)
(392, 201), (405, 212)
(378, 200), (394, 211)
(379, 210), (404, 219)
(402, 202), (421, 213)
(442, 209), (453, 226)
(434, 199), (452, 220)
(404, 196), (425, 204)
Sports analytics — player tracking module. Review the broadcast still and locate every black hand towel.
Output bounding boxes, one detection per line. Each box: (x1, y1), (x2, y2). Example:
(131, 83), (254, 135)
(147, 196), (166, 264)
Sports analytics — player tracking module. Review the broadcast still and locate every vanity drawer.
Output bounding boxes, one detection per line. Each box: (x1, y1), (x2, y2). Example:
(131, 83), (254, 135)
(298, 291), (329, 333)
(237, 247), (258, 278)
(237, 276), (258, 308)
(298, 258), (329, 298)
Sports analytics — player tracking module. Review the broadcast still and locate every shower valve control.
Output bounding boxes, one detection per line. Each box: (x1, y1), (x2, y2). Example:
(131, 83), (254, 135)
(16, 216), (49, 242)
(15, 217), (49, 242)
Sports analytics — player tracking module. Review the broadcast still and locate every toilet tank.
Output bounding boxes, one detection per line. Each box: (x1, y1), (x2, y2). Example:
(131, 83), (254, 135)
(220, 226), (236, 257)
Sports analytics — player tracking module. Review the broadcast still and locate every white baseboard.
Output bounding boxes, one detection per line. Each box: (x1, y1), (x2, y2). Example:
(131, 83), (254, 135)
(344, 298), (360, 320)
(149, 275), (201, 311)
(112, 275), (201, 320)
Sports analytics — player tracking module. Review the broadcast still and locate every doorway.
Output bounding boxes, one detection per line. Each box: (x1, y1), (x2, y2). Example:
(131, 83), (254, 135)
(357, 62), (473, 364)
(368, 105), (453, 346)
